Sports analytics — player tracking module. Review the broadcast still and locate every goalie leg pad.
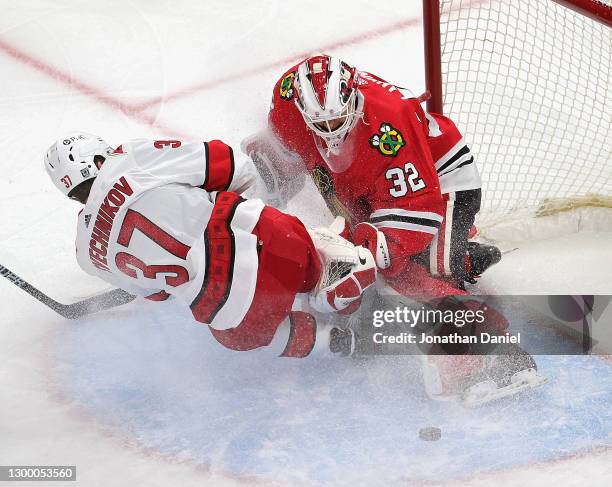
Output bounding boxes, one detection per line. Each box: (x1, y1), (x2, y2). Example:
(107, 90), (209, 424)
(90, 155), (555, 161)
(241, 130), (306, 208)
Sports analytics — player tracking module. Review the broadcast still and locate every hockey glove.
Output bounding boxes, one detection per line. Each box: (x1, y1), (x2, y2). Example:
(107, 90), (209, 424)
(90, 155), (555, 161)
(353, 222), (391, 270)
(308, 225), (376, 314)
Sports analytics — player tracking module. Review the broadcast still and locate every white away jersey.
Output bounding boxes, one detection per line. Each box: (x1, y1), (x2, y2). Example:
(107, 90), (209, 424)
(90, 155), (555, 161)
(75, 138), (263, 330)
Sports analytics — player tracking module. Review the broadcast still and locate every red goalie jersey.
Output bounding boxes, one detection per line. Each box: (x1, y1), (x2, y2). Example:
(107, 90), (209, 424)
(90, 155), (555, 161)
(266, 63), (481, 281)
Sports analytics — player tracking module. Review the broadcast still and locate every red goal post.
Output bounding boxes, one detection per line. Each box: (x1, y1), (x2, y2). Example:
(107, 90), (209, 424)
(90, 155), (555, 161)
(422, 0), (612, 218)
(553, 0), (612, 26)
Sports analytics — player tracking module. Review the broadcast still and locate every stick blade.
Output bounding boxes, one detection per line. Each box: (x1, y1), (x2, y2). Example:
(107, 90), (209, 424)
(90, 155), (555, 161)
(64, 288), (136, 319)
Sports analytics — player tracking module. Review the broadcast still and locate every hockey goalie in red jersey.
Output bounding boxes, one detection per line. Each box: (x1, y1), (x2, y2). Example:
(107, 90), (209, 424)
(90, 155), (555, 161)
(243, 54), (502, 298)
(44, 132), (376, 358)
(242, 55), (546, 406)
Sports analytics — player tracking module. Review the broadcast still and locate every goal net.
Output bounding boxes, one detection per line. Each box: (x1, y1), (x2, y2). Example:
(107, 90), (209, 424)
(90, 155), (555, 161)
(424, 0), (611, 227)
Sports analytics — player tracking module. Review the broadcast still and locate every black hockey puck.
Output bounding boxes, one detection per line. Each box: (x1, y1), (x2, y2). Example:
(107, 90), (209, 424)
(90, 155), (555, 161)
(419, 427), (441, 441)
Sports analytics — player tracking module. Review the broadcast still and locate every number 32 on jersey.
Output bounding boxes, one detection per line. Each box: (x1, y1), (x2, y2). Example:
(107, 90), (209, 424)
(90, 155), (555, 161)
(385, 162), (426, 198)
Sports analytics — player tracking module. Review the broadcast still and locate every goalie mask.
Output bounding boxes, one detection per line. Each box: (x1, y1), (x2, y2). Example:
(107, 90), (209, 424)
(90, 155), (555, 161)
(294, 55), (363, 157)
(44, 132), (113, 199)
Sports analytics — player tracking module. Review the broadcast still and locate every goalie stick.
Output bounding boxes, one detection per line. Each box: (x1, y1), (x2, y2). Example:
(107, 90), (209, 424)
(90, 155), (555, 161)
(0, 264), (135, 319)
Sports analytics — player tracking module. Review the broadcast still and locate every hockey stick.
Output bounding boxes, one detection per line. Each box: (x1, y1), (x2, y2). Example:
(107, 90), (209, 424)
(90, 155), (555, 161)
(0, 264), (135, 319)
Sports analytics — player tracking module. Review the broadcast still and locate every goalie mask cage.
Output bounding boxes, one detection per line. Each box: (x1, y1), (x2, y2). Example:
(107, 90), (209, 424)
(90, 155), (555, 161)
(423, 0), (612, 218)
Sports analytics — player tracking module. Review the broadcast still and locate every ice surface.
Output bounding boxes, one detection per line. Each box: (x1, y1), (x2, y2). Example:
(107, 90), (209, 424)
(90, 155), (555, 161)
(1, 1), (610, 486)
(43, 302), (612, 486)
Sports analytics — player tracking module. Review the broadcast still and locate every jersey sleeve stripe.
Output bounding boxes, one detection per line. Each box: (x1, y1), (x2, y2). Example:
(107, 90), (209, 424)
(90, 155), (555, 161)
(190, 191), (243, 324)
(369, 208), (443, 222)
(371, 220), (440, 235)
(370, 214), (442, 228)
(280, 311), (317, 358)
(434, 137), (466, 168)
(228, 146), (235, 187)
(202, 140), (235, 192)
(438, 156), (474, 177)
(437, 145), (470, 173)
(202, 142), (209, 188)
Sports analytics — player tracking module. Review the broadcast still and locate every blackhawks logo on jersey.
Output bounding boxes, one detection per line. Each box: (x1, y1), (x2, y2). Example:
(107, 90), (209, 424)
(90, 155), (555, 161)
(279, 71), (296, 101)
(369, 123), (405, 157)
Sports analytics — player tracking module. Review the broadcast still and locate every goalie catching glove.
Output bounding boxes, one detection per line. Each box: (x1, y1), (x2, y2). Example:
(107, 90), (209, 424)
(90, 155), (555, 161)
(309, 217), (377, 314)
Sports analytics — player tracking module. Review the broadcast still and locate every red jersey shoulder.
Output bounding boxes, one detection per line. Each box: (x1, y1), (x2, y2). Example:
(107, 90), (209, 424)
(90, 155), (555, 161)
(357, 71), (415, 104)
(425, 112), (465, 164)
(356, 86), (428, 168)
(348, 84), (441, 204)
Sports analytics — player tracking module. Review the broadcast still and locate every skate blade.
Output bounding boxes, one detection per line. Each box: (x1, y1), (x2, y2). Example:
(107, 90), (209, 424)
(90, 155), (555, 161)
(461, 369), (548, 408)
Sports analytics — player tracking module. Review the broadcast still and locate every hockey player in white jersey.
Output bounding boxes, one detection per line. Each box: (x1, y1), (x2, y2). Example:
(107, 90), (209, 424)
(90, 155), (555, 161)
(44, 132), (376, 357)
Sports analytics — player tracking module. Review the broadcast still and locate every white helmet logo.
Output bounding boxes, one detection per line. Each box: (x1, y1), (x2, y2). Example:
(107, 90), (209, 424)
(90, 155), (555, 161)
(44, 132), (111, 198)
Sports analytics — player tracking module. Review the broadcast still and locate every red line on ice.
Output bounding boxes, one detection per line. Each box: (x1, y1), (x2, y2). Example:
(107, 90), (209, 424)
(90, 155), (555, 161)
(133, 0), (488, 111)
(133, 15), (423, 111)
(0, 0), (487, 135)
(0, 38), (187, 138)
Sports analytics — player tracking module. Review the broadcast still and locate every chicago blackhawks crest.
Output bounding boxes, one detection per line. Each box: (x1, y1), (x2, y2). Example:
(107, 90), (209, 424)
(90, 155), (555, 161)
(279, 71), (296, 101)
(369, 123), (405, 157)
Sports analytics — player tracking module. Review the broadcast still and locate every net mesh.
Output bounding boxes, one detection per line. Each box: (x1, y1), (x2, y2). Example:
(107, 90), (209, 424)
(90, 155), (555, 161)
(323, 260), (353, 288)
(438, 0), (611, 216)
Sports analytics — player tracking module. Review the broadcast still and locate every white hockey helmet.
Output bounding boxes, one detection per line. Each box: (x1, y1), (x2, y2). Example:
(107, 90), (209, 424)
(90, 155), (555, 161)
(293, 55), (363, 153)
(44, 132), (113, 198)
